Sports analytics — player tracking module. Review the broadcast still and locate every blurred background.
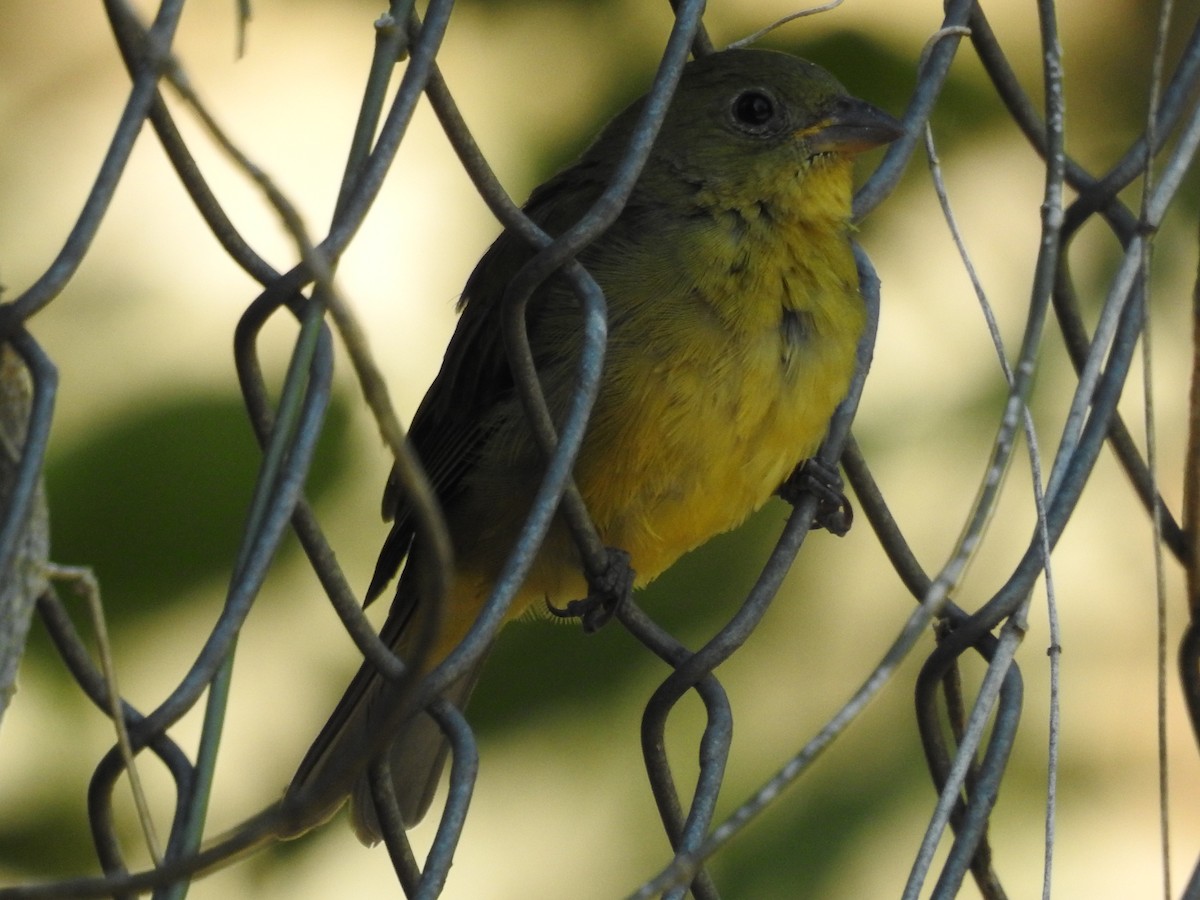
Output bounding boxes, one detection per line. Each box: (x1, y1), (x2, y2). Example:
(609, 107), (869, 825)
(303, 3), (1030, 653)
(2, 0), (1199, 897)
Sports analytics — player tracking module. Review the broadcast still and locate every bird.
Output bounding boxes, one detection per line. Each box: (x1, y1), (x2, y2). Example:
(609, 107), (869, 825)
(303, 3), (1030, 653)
(284, 47), (902, 845)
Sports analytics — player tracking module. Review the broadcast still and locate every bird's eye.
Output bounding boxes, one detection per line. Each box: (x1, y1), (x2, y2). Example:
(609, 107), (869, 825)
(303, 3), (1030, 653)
(731, 90), (777, 129)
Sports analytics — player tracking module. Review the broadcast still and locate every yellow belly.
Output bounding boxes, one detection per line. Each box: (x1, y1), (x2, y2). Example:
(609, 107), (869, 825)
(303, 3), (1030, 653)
(572, 186), (865, 585)
(575, 303), (859, 584)
(458, 159), (864, 615)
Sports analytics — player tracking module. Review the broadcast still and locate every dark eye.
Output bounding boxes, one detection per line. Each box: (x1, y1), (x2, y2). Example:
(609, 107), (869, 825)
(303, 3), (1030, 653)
(731, 90), (776, 128)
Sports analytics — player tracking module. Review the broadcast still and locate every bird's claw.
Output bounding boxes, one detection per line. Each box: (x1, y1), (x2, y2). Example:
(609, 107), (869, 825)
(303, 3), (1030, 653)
(546, 547), (635, 633)
(778, 458), (853, 536)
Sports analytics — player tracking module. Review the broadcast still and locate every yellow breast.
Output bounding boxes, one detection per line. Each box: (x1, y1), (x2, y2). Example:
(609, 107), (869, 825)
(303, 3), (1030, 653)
(574, 162), (864, 584)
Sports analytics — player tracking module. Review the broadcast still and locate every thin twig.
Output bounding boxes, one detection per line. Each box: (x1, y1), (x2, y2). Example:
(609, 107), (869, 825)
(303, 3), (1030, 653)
(725, 0), (845, 51)
(1141, 1), (1176, 896)
(46, 565), (162, 865)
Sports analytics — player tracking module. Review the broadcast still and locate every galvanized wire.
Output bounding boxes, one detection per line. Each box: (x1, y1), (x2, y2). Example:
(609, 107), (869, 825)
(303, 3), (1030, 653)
(1, 1), (1199, 898)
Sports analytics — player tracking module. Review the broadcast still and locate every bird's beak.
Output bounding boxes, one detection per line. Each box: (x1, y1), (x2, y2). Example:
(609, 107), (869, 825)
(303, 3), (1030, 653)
(798, 98), (905, 155)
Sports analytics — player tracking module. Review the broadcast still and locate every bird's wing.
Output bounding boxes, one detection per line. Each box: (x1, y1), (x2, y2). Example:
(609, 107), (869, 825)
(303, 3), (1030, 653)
(364, 160), (611, 607)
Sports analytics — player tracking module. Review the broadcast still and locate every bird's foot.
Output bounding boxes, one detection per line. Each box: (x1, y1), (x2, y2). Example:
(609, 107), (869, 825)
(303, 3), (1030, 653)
(778, 458), (853, 537)
(546, 547), (635, 633)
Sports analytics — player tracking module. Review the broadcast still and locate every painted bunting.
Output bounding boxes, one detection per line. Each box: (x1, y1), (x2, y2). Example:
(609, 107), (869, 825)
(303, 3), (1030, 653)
(286, 47), (902, 844)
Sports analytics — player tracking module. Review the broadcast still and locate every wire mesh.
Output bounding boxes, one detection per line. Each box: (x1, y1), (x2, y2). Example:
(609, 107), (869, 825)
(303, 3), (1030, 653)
(0, 0), (1198, 898)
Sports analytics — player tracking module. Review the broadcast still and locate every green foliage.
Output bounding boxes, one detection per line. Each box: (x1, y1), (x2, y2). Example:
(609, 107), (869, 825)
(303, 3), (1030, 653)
(713, 754), (930, 899)
(41, 390), (352, 631)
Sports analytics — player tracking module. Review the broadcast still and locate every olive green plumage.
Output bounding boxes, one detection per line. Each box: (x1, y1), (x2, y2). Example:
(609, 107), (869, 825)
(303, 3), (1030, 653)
(286, 48), (901, 844)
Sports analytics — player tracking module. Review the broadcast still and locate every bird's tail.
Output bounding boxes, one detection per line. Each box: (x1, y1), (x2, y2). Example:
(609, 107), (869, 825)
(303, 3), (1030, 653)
(282, 557), (488, 844)
(346, 657), (484, 843)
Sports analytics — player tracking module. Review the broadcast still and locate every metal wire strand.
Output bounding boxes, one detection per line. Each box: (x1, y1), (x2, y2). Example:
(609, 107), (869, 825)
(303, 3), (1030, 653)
(854, 0), (976, 218)
(911, 628), (1019, 900)
(4, 0), (187, 323)
(969, 0), (1192, 562)
(0, 329), (56, 600)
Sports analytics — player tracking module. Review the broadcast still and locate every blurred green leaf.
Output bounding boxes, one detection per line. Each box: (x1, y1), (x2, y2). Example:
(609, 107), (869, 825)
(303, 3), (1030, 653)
(713, 753), (930, 899)
(0, 791), (95, 877)
(40, 390), (352, 634)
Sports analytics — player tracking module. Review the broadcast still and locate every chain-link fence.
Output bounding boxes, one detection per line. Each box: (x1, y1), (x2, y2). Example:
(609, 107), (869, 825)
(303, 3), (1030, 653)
(2, 0), (1199, 897)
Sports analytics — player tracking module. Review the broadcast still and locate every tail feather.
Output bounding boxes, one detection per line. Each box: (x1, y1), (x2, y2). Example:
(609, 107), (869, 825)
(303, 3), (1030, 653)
(284, 548), (490, 843)
(348, 659), (484, 843)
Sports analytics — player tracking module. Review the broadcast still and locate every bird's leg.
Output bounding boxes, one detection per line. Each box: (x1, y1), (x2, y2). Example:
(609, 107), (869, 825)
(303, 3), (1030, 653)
(778, 458), (853, 536)
(546, 547), (635, 633)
